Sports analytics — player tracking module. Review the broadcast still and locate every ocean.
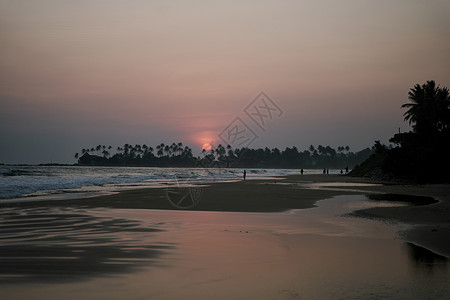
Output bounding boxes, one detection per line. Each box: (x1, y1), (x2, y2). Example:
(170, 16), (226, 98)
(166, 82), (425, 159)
(0, 166), (341, 202)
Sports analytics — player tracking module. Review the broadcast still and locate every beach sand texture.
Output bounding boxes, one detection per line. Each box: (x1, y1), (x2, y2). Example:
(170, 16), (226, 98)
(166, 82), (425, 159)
(1, 175), (449, 299)
(9, 174), (449, 255)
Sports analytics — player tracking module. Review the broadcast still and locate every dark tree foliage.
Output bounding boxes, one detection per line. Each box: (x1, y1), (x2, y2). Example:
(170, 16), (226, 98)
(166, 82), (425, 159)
(351, 80), (450, 183)
(76, 143), (372, 169)
(402, 80), (450, 136)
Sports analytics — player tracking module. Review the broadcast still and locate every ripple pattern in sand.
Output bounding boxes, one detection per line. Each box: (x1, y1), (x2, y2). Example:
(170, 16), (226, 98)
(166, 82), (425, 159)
(0, 207), (174, 283)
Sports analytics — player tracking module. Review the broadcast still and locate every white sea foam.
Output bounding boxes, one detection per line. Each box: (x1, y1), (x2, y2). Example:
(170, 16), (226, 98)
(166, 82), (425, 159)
(0, 166), (340, 201)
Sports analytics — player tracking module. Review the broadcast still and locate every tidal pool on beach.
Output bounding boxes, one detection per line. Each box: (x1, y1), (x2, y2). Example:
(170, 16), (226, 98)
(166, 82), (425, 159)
(1, 195), (448, 300)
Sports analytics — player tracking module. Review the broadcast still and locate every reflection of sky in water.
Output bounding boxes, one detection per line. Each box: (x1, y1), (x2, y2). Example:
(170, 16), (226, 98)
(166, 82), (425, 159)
(269, 181), (385, 194)
(405, 243), (447, 270)
(301, 182), (383, 187)
(1, 195), (448, 299)
(0, 207), (175, 283)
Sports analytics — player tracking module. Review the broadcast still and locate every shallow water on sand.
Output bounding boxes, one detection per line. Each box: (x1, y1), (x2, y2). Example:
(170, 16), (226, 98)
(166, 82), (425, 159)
(1, 195), (449, 300)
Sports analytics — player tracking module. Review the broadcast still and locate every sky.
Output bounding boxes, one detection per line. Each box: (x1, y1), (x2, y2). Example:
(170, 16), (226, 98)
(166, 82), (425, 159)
(1, 0), (449, 164)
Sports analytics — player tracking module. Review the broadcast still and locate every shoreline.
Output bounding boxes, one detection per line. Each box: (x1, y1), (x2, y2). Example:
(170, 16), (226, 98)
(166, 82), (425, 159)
(2, 174), (450, 257)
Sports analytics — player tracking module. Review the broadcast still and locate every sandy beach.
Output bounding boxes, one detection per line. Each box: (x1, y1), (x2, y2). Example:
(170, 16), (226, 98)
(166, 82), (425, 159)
(2, 174), (450, 299)
(5, 174), (450, 257)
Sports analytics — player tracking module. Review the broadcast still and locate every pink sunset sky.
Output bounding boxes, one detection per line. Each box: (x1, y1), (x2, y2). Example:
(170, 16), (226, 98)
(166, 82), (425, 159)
(1, 0), (449, 164)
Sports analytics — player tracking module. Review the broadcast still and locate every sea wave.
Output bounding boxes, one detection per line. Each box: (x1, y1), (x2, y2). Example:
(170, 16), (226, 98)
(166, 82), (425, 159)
(0, 166), (335, 200)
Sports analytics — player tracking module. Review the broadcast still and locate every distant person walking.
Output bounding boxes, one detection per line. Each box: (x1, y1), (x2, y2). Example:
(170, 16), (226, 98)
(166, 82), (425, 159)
(345, 166), (349, 173)
(243, 170), (247, 180)
(301, 168), (304, 175)
(323, 168), (326, 174)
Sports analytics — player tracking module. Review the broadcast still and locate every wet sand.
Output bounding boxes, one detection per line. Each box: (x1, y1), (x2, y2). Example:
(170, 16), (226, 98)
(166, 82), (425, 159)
(1, 175), (450, 298)
(0, 206), (173, 283)
(1, 196), (449, 299)
(282, 175), (450, 257)
(3, 174), (450, 257)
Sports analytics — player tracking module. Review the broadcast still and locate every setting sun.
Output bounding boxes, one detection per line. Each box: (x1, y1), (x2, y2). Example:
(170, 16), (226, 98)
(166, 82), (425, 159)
(191, 131), (216, 153)
(202, 143), (212, 151)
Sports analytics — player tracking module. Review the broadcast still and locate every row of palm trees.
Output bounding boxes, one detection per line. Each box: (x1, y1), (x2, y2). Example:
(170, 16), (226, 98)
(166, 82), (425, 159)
(75, 142), (371, 169)
(75, 142), (192, 160)
(200, 144), (352, 162)
(197, 145), (370, 169)
(76, 143), (353, 160)
(74, 145), (113, 159)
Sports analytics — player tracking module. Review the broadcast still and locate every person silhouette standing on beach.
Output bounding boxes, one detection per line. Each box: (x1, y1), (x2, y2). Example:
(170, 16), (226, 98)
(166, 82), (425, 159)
(243, 170), (247, 180)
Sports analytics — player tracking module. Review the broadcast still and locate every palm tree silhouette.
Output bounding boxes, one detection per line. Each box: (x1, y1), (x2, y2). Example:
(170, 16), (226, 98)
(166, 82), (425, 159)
(164, 145), (170, 157)
(402, 80), (450, 135)
(156, 143), (165, 157)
